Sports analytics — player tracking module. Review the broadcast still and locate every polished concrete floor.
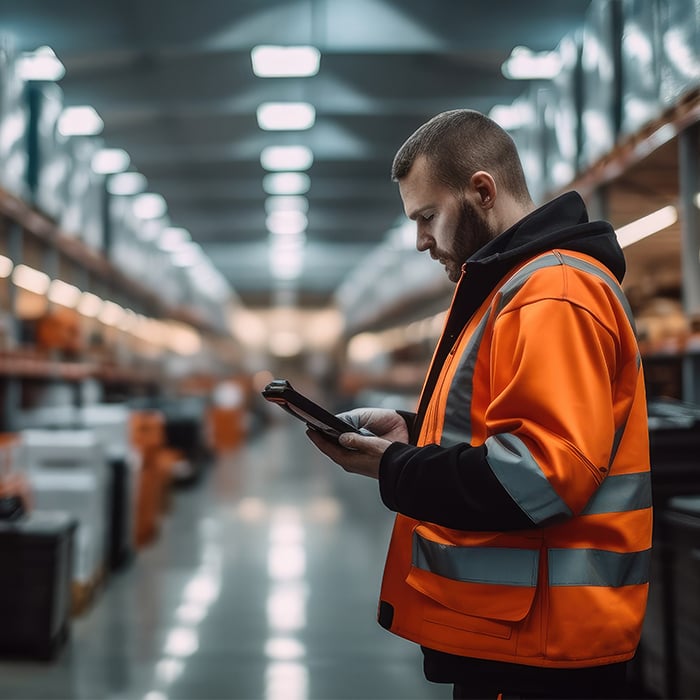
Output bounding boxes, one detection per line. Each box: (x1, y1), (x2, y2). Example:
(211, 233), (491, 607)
(0, 420), (449, 700)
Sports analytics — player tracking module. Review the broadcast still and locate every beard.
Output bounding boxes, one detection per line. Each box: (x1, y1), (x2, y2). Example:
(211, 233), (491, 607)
(440, 200), (498, 282)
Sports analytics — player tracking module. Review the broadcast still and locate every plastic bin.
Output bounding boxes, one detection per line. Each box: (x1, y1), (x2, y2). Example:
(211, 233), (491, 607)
(0, 511), (76, 660)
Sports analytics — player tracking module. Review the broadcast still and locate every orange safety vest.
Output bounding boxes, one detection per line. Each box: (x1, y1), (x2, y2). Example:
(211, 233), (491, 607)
(378, 250), (652, 668)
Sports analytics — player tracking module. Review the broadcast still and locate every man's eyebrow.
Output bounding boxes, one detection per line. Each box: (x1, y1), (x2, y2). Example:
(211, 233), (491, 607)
(406, 205), (431, 220)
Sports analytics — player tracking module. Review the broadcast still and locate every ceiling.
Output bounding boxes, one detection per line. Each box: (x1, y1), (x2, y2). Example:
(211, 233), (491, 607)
(1, 0), (594, 311)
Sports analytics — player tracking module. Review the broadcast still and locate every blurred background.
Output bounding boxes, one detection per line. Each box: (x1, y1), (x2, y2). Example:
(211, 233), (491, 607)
(0, 1), (699, 698)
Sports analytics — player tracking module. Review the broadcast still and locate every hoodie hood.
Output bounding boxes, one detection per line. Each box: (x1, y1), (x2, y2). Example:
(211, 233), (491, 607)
(468, 190), (625, 285)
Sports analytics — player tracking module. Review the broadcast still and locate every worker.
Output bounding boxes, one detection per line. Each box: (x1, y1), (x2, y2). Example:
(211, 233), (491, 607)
(307, 109), (652, 699)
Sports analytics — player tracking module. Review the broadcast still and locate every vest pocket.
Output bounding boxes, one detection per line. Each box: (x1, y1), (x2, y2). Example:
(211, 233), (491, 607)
(406, 527), (540, 640)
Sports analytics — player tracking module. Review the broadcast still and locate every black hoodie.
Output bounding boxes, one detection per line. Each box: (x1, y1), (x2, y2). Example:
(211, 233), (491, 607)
(378, 191), (627, 532)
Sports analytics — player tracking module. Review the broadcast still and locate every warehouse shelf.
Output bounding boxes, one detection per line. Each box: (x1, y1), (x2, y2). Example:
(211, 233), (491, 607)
(0, 186), (223, 337)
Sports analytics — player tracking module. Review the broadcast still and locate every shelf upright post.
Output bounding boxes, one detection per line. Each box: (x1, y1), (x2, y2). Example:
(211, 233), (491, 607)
(678, 122), (700, 404)
(3, 220), (22, 431)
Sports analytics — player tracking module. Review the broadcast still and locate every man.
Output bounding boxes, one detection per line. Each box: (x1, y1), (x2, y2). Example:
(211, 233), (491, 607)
(307, 110), (652, 699)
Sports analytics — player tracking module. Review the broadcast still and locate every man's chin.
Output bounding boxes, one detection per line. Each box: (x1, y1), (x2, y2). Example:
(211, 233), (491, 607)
(446, 267), (461, 283)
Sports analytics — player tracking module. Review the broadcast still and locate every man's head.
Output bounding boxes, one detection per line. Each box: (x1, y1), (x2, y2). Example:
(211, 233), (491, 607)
(392, 109), (534, 281)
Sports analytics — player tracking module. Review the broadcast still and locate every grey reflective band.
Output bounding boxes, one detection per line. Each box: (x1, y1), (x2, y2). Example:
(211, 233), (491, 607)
(485, 433), (573, 524)
(495, 253), (562, 314)
(548, 548), (651, 587)
(556, 253), (637, 334)
(439, 310), (492, 447)
(581, 472), (652, 515)
(413, 533), (539, 586)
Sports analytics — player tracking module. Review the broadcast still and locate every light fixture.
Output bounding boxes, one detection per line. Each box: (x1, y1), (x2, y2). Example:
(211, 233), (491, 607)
(269, 330), (304, 356)
(266, 210), (307, 236)
(48, 279), (82, 307)
(11, 264), (50, 294)
(270, 233), (306, 252)
(77, 292), (103, 317)
(158, 227), (191, 252)
(615, 206), (678, 248)
(0, 255), (13, 278)
(263, 172), (310, 195)
(251, 45), (320, 77)
(694, 192), (700, 209)
(107, 171), (147, 196)
(57, 106), (104, 136)
(261, 145), (313, 171)
(133, 193), (167, 219)
(501, 46), (562, 80)
(257, 102), (316, 131)
(91, 148), (130, 175)
(270, 253), (304, 281)
(98, 300), (126, 326)
(265, 196), (309, 214)
(171, 242), (203, 268)
(488, 103), (536, 130)
(17, 46), (65, 82)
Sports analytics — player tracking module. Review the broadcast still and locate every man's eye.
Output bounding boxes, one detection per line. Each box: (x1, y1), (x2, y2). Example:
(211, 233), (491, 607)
(422, 214), (434, 222)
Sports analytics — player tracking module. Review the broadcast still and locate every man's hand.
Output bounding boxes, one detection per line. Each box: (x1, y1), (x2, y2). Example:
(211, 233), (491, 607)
(306, 408), (409, 479)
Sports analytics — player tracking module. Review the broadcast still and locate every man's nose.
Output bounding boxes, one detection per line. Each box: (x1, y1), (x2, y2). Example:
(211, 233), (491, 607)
(416, 230), (430, 252)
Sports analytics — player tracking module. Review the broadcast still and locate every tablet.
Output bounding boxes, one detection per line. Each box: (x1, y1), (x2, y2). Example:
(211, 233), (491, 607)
(262, 379), (362, 442)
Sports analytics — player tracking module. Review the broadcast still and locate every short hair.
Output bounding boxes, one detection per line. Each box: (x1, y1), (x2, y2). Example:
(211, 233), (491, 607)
(391, 109), (532, 203)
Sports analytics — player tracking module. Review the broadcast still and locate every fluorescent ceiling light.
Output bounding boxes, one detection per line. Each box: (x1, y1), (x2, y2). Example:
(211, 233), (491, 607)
(502, 46), (562, 80)
(138, 219), (165, 242)
(270, 259), (304, 281)
(261, 145), (313, 171)
(257, 102), (316, 130)
(265, 196), (309, 214)
(92, 148), (130, 175)
(58, 106), (104, 136)
(251, 45), (320, 77)
(17, 46), (65, 81)
(270, 233), (306, 251)
(263, 172), (310, 195)
(159, 227), (191, 252)
(489, 103), (535, 130)
(77, 292), (103, 318)
(12, 264), (50, 294)
(0, 255), (13, 278)
(269, 330), (303, 357)
(615, 205), (678, 248)
(133, 193), (167, 219)
(171, 242), (203, 268)
(694, 192), (700, 209)
(48, 279), (82, 307)
(267, 210), (307, 236)
(107, 171), (147, 195)
(99, 300), (126, 327)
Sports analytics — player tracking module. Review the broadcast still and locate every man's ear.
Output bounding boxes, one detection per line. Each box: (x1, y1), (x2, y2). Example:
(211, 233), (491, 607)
(469, 171), (497, 210)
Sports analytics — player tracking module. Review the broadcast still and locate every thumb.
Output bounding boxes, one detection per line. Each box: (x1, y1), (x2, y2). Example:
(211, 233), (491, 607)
(338, 433), (356, 449)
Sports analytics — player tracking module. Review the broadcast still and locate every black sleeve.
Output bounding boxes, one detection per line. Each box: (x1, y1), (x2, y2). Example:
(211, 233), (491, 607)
(378, 441), (536, 531)
(395, 410), (417, 437)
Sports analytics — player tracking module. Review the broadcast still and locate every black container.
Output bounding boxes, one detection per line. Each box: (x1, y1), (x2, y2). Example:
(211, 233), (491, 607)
(0, 511), (77, 660)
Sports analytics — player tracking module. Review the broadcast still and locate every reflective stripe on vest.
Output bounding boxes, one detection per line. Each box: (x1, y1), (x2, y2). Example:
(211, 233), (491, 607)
(439, 309), (492, 447)
(581, 472), (652, 515)
(485, 434), (653, 523)
(485, 433), (573, 524)
(412, 530), (651, 587)
(548, 547), (651, 586)
(413, 532), (539, 586)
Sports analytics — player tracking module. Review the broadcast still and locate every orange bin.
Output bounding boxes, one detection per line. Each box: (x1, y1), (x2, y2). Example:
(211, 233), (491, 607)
(129, 411), (174, 548)
(207, 406), (246, 452)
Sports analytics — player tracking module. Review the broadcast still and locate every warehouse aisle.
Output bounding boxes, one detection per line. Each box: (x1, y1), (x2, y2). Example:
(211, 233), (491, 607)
(0, 420), (447, 700)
